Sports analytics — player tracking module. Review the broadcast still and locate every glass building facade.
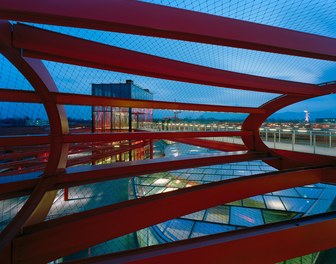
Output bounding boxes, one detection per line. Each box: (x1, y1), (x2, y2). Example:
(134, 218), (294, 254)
(92, 80), (153, 132)
(92, 80), (153, 163)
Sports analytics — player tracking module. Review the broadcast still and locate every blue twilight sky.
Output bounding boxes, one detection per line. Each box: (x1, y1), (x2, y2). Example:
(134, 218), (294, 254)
(0, 0), (336, 120)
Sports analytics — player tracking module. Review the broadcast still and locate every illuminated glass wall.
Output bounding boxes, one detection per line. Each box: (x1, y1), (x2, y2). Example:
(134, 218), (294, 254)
(92, 80), (153, 132)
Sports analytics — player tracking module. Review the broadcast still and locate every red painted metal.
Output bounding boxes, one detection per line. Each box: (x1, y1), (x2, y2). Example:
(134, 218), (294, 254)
(322, 172), (336, 184)
(242, 95), (304, 169)
(0, 88), (266, 114)
(323, 83), (336, 94)
(0, 179), (37, 200)
(0, 158), (46, 170)
(13, 24), (324, 96)
(241, 95), (336, 169)
(67, 140), (149, 167)
(149, 140), (153, 159)
(0, 20), (69, 259)
(273, 149), (336, 167)
(0, 166), (45, 178)
(63, 131), (252, 144)
(174, 138), (247, 151)
(69, 211), (336, 264)
(242, 95), (308, 152)
(0, 21), (67, 135)
(0, 0), (335, 262)
(0, 152), (266, 200)
(0, 88), (40, 103)
(0, 148), (49, 161)
(0, 176), (57, 255)
(12, 166), (329, 263)
(1, 0), (336, 61)
(63, 187), (69, 201)
(0, 135), (50, 147)
(0, 131), (248, 147)
(57, 152), (267, 187)
(55, 92), (266, 114)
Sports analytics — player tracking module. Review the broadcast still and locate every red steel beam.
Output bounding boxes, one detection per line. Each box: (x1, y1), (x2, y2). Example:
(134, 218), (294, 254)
(0, 179), (37, 200)
(0, 152), (264, 200)
(174, 137), (246, 151)
(0, 166), (45, 178)
(323, 83), (336, 94)
(0, 158), (46, 170)
(63, 131), (252, 144)
(0, 88), (266, 114)
(13, 24), (324, 96)
(54, 92), (265, 114)
(0, 148), (49, 161)
(57, 152), (266, 187)
(0, 135), (50, 147)
(0, 20), (69, 136)
(67, 140), (149, 167)
(273, 149), (336, 168)
(1, 0), (336, 61)
(322, 171), (336, 184)
(0, 131), (249, 147)
(0, 88), (40, 103)
(69, 211), (336, 264)
(13, 166), (329, 263)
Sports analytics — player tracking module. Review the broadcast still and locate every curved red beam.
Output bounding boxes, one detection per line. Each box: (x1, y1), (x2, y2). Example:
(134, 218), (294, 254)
(0, 21), (68, 136)
(0, 0), (336, 61)
(241, 94), (336, 169)
(0, 20), (69, 256)
(242, 95), (305, 169)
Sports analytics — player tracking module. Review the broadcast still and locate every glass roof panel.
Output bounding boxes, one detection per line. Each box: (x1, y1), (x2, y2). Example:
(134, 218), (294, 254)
(230, 206), (264, 227)
(191, 222), (236, 238)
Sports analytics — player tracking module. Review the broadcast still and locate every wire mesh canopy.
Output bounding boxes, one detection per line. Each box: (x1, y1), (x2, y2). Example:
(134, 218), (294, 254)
(0, 0), (336, 263)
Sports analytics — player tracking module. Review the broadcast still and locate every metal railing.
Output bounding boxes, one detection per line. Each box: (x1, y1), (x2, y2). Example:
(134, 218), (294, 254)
(259, 128), (336, 155)
(138, 122), (336, 156)
(138, 121), (241, 132)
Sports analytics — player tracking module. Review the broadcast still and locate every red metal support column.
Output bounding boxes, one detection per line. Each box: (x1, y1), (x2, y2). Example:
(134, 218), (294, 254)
(149, 140), (153, 159)
(241, 95), (311, 169)
(63, 187), (69, 201)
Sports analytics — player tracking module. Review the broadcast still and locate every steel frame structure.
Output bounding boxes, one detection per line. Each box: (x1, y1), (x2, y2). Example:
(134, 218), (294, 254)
(0, 1), (335, 263)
